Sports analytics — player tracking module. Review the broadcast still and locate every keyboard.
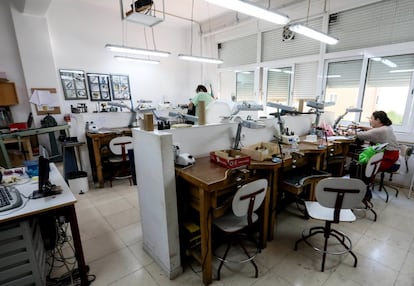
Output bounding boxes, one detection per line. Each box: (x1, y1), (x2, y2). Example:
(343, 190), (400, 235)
(0, 186), (23, 212)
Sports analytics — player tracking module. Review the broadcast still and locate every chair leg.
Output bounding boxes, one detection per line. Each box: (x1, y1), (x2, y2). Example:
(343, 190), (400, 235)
(239, 241), (259, 278)
(294, 226), (325, 250)
(362, 199), (377, 222)
(320, 222), (332, 272)
(217, 242), (232, 281)
(330, 230), (357, 268)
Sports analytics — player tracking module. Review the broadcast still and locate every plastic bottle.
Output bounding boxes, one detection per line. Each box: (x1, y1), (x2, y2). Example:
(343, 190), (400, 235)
(291, 138), (299, 152)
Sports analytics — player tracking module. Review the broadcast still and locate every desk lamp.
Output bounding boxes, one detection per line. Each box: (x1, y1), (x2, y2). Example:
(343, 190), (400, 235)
(306, 100), (335, 127)
(107, 102), (156, 127)
(233, 116), (266, 150)
(168, 111), (198, 123)
(333, 108), (363, 132)
(266, 102), (296, 136)
(231, 101), (263, 116)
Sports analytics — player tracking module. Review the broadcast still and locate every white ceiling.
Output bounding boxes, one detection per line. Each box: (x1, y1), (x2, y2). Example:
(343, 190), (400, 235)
(136, 0), (386, 30)
(17, 0), (387, 31)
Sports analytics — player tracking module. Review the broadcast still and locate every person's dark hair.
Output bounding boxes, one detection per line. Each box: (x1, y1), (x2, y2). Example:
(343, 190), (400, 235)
(372, 111), (392, 126)
(195, 85), (207, 93)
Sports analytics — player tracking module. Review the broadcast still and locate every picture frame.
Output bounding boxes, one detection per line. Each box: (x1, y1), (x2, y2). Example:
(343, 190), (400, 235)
(87, 73), (112, 101)
(59, 69), (89, 100)
(110, 74), (131, 100)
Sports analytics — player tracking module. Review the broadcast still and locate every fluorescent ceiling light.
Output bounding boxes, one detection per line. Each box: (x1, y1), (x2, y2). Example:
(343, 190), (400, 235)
(177, 54), (223, 64)
(105, 44), (170, 57)
(289, 24), (338, 45)
(326, 75), (341, 78)
(206, 0), (289, 25)
(114, 56), (160, 64)
(390, 69), (413, 73)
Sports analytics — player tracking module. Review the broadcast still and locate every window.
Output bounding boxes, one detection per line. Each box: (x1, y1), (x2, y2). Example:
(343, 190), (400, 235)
(292, 62), (318, 109)
(324, 59), (363, 125)
(236, 71), (254, 102)
(266, 67), (292, 105)
(361, 54), (414, 127)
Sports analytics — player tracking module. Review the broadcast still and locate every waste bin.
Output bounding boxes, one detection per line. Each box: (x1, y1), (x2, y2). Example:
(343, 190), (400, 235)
(67, 171), (89, 194)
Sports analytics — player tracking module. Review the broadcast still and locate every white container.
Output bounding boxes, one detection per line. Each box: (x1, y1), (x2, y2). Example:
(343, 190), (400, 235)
(68, 174), (89, 194)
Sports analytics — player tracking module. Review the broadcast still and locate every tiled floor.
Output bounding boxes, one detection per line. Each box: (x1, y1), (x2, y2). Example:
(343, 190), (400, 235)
(68, 177), (414, 286)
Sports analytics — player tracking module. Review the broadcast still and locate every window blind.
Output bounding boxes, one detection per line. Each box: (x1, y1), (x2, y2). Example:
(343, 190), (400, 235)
(262, 17), (322, 62)
(326, 60), (363, 88)
(292, 61), (319, 100)
(219, 34), (257, 68)
(328, 0), (414, 53)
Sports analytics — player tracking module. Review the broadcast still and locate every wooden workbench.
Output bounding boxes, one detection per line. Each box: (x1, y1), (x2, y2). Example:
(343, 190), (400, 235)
(0, 125), (70, 168)
(86, 128), (131, 188)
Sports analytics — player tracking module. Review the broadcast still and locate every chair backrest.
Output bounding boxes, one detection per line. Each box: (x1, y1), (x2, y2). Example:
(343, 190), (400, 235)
(365, 152), (384, 179)
(316, 177), (366, 222)
(232, 179), (268, 225)
(109, 136), (133, 160)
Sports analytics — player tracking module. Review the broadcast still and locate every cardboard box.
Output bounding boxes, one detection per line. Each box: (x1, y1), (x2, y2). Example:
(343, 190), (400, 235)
(241, 142), (280, 161)
(210, 150), (251, 169)
(9, 122), (28, 131)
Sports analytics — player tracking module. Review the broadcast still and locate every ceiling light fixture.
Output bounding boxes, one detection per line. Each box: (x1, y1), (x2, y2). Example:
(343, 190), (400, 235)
(114, 56), (160, 64)
(105, 44), (170, 57)
(206, 0), (289, 25)
(178, 0), (223, 65)
(288, 0), (338, 45)
(289, 24), (338, 45)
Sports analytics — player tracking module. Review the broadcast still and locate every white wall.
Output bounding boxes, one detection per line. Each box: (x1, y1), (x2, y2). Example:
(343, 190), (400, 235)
(0, 1), (31, 123)
(0, 0), (217, 125)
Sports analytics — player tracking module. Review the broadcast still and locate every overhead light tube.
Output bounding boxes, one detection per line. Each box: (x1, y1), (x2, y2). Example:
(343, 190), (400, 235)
(289, 24), (338, 45)
(206, 0), (289, 25)
(105, 44), (170, 57)
(178, 54), (223, 64)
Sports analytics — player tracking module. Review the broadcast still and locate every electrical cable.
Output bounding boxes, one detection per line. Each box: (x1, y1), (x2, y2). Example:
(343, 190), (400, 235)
(46, 220), (95, 286)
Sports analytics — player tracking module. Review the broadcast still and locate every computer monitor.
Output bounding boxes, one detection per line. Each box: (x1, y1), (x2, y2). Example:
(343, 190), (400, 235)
(32, 156), (61, 199)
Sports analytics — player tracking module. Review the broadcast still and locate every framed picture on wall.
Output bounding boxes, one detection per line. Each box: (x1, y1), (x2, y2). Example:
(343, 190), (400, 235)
(110, 74), (131, 100)
(87, 73), (111, 101)
(59, 69), (88, 100)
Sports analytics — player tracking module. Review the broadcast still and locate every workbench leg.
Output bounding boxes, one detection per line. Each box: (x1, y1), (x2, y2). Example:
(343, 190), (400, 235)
(199, 188), (213, 285)
(0, 140), (12, 168)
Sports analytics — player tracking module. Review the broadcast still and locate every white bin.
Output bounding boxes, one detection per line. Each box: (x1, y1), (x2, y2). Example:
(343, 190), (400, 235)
(68, 171), (89, 194)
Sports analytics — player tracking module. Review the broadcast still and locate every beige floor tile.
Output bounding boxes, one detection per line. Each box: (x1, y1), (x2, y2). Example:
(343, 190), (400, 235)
(82, 232), (127, 262)
(105, 207), (140, 230)
(353, 236), (407, 271)
(88, 247), (143, 286)
(96, 197), (135, 217)
(273, 251), (332, 285)
(79, 216), (114, 241)
(108, 267), (158, 286)
(362, 221), (413, 250)
(325, 253), (398, 286)
(128, 240), (154, 266)
(115, 222), (142, 246)
(69, 173), (414, 286)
